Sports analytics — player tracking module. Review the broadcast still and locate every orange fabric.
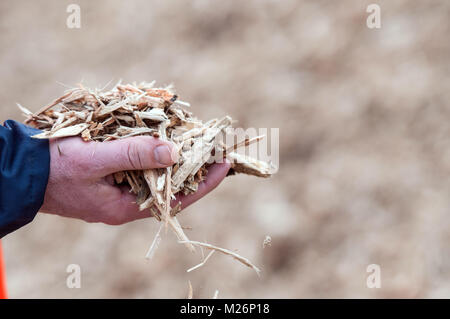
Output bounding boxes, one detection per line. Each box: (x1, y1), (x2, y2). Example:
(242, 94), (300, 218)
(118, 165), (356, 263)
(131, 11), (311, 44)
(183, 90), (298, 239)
(0, 240), (7, 299)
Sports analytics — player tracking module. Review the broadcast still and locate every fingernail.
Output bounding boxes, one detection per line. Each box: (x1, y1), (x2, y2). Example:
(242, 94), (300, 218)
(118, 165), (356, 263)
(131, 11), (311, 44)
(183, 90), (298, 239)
(154, 145), (177, 165)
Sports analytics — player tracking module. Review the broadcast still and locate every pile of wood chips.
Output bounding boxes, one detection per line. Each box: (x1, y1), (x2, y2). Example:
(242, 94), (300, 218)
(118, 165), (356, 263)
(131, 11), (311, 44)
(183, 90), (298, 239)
(19, 81), (274, 273)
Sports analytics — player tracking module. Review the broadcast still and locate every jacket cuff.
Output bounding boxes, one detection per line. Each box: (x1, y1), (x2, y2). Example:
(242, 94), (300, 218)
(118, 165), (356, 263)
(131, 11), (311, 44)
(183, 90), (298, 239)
(0, 120), (50, 238)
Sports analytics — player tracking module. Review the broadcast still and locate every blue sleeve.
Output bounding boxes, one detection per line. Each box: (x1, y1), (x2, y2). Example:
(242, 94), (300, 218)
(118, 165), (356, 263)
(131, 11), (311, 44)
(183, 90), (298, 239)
(0, 120), (50, 238)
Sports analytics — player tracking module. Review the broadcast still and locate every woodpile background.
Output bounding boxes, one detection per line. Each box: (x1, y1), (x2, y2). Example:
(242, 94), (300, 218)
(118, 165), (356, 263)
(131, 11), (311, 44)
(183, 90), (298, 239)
(1, 0), (450, 298)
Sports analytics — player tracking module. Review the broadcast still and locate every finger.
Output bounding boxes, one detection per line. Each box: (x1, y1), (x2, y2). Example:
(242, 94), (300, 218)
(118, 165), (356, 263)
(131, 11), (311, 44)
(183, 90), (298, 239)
(86, 136), (179, 176)
(173, 161), (231, 210)
(109, 161), (231, 224)
(107, 188), (152, 224)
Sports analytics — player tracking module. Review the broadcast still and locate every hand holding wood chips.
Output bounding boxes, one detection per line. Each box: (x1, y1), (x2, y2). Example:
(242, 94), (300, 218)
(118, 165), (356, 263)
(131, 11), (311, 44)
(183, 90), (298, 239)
(40, 135), (231, 225)
(20, 81), (273, 266)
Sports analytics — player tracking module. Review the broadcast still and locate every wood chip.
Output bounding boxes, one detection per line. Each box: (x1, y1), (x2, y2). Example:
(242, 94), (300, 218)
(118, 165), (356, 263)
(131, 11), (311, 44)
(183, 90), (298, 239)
(178, 240), (261, 275)
(145, 224), (163, 260)
(32, 123), (89, 139)
(186, 250), (215, 273)
(187, 281), (193, 299)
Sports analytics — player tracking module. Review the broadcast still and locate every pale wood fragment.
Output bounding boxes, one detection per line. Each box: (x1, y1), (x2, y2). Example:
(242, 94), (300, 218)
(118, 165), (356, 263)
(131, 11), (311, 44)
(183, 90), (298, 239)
(178, 240), (261, 275)
(227, 152), (275, 177)
(32, 123), (89, 139)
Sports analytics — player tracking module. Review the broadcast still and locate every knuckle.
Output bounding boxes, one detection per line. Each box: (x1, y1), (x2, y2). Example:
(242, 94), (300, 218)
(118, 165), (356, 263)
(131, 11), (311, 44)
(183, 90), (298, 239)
(124, 142), (144, 170)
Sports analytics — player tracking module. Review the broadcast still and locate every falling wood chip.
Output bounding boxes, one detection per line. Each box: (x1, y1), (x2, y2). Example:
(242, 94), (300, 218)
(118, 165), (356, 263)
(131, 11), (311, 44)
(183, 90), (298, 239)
(187, 281), (193, 299)
(168, 217), (195, 252)
(178, 240), (261, 275)
(145, 224), (163, 260)
(186, 250), (215, 273)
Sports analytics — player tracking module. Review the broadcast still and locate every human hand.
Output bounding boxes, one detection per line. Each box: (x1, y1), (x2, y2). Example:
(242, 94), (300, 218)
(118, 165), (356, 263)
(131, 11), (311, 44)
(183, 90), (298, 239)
(40, 136), (230, 225)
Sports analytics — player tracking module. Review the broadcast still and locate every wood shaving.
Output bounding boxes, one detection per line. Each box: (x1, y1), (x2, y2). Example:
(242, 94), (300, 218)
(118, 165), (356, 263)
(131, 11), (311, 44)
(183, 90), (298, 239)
(178, 240), (261, 275)
(145, 224), (163, 260)
(186, 250), (215, 273)
(187, 280), (193, 299)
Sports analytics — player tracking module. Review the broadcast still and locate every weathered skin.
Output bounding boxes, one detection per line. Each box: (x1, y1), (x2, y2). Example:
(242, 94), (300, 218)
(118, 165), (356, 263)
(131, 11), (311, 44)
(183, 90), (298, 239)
(40, 135), (230, 225)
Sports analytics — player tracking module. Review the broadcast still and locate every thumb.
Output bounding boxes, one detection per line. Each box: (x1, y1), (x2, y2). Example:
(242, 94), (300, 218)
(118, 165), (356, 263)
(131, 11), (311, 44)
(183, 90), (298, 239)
(88, 136), (179, 175)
